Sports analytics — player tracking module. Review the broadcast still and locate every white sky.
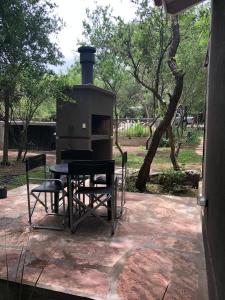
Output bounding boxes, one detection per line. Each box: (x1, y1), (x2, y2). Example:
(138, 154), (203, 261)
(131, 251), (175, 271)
(52, 0), (136, 72)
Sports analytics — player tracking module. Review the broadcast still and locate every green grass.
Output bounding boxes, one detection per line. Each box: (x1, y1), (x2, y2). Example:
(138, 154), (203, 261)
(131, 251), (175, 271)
(0, 174), (26, 190)
(6, 175), (26, 190)
(119, 122), (149, 137)
(3, 136), (203, 191)
(113, 148), (202, 170)
(187, 128), (203, 145)
(0, 168), (48, 190)
(175, 127), (203, 146)
(114, 153), (144, 169)
(178, 149), (202, 164)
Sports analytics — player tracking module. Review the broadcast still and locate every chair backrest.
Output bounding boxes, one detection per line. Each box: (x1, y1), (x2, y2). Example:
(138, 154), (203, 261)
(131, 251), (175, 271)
(68, 160), (115, 185)
(25, 154), (46, 172)
(60, 149), (93, 162)
(25, 154), (46, 194)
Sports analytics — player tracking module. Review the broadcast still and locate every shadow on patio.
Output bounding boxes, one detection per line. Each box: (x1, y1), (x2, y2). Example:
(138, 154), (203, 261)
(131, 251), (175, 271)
(0, 186), (207, 300)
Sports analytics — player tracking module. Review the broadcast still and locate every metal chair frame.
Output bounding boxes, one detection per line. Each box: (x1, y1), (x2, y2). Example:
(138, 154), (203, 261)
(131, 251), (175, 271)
(93, 151), (127, 216)
(60, 149), (93, 199)
(68, 160), (117, 235)
(26, 154), (66, 230)
(117, 151), (127, 215)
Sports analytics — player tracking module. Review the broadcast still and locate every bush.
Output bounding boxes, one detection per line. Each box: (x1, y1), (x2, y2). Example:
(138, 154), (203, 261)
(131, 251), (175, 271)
(159, 137), (170, 147)
(186, 128), (203, 145)
(121, 122), (149, 137)
(125, 176), (139, 192)
(159, 169), (186, 193)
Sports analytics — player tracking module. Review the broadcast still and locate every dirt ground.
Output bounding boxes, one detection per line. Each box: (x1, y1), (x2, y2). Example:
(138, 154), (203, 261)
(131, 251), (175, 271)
(113, 145), (144, 155)
(0, 140), (203, 178)
(0, 150), (56, 177)
(0, 147), (136, 172)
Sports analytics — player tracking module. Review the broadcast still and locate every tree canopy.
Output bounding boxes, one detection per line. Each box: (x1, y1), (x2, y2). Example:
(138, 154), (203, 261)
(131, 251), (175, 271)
(0, 0), (210, 174)
(81, 0), (210, 189)
(0, 0), (63, 164)
(81, 1), (209, 119)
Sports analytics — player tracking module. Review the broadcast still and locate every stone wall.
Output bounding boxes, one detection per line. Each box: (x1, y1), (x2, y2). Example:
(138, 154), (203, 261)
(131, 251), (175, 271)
(116, 137), (147, 147)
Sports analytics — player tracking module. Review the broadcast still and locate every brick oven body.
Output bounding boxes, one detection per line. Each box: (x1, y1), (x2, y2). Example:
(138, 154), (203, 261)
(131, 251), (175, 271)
(56, 84), (115, 163)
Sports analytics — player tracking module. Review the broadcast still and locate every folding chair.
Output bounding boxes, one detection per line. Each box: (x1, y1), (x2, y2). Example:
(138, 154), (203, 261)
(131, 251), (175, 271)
(68, 160), (117, 235)
(93, 151), (127, 216)
(60, 149), (93, 191)
(60, 149), (93, 162)
(26, 154), (66, 230)
(117, 151), (127, 215)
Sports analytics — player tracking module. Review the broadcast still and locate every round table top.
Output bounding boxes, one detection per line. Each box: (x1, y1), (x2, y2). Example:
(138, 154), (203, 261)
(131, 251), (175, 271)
(49, 163), (68, 175)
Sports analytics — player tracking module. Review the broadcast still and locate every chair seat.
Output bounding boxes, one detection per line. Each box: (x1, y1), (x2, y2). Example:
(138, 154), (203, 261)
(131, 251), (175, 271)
(32, 180), (63, 193)
(26, 154), (66, 231)
(60, 175), (88, 186)
(77, 186), (112, 194)
(92, 175), (106, 184)
(75, 175), (89, 181)
(68, 160), (116, 235)
(94, 174), (122, 185)
(60, 175), (68, 185)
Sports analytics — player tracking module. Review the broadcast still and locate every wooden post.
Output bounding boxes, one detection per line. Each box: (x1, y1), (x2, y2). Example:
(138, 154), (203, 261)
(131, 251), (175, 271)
(203, 0), (225, 298)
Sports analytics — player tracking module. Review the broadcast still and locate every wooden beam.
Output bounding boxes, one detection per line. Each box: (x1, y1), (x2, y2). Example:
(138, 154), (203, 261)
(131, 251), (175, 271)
(164, 0), (205, 14)
(154, 0), (206, 14)
(154, 0), (162, 6)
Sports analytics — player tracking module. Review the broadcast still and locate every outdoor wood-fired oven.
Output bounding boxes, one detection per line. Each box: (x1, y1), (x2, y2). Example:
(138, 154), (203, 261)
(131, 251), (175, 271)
(56, 46), (115, 163)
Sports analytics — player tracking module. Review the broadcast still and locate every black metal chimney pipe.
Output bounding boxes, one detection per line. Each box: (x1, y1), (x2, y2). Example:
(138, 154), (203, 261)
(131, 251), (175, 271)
(78, 46), (96, 84)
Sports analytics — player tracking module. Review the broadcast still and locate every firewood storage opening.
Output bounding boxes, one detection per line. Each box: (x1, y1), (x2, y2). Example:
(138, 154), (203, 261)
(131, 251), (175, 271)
(92, 115), (111, 135)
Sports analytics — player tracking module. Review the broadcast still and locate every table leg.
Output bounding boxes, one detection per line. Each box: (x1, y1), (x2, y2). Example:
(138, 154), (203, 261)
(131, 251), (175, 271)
(107, 199), (111, 220)
(53, 173), (60, 214)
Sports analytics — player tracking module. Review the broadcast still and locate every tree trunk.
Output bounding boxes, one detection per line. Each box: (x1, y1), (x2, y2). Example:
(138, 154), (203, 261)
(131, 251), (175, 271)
(167, 125), (180, 170)
(135, 16), (184, 191)
(17, 143), (23, 161)
(114, 101), (123, 156)
(145, 115), (159, 150)
(135, 76), (183, 190)
(17, 125), (28, 161)
(175, 142), (182, 157)
(2, 94), (10, 165)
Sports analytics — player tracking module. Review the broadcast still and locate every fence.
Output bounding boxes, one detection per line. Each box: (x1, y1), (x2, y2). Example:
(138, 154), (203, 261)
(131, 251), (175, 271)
(114, 118), (154, 138)
(1, 119), (154, 151)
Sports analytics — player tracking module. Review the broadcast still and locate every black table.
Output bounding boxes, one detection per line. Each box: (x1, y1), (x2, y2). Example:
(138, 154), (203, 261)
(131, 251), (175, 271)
(49, 163), (93, 229)
(49, 163), (89, 218)
(49, 164), (69, 214)
(49, 163), (68, 177)
(49, 163), (89, 208)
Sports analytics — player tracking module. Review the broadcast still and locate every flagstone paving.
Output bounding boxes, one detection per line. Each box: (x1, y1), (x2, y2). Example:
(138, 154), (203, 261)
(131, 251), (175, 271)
(0, 187), (208, 300)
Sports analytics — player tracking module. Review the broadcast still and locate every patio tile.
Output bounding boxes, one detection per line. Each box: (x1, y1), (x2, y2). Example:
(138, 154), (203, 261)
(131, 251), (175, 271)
(40, 264), (110, 298)
(0, 186), (208, 300)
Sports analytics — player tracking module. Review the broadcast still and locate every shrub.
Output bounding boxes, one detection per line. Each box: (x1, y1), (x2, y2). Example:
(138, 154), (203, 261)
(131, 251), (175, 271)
(159, 169), (186, 193)
(125, 176), (139, 192)
(186, 128), (203, 145)
(121, 122), (149, 137)
(159, 137), (170, 147)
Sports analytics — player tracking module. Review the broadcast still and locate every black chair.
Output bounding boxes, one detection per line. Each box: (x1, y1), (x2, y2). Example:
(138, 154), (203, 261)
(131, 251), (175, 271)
(60, 149), (93, 162)
(93, 151), (127, 216)
(60, 149), (93, 187)
(116, 151), (127, 215)
(68, 160), (117, 235)
(26, 154), (66, 230)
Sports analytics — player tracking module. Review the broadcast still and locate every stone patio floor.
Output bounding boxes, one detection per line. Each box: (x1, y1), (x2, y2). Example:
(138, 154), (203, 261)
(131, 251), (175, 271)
(0, 186), (208, 300)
